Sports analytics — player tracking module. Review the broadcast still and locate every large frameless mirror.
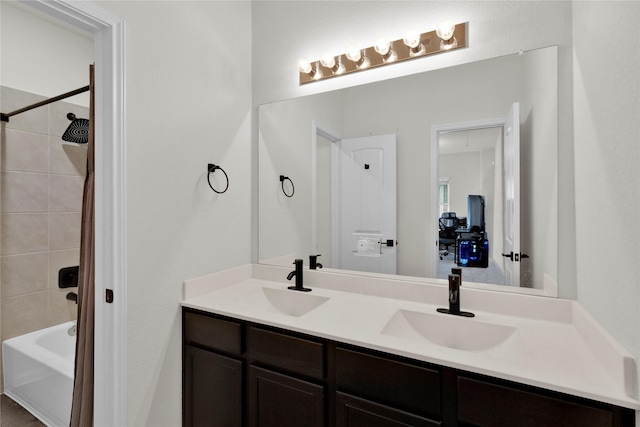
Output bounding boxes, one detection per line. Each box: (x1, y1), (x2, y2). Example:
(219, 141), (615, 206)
(259, 46), (558, 296)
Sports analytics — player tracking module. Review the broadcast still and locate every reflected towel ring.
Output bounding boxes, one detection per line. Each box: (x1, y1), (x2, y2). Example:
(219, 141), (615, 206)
(207, 163), (229, 194)
(280, 175), (294, 197)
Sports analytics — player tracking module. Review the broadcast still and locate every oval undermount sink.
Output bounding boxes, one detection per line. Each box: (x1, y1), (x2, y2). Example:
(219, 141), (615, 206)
(381, 309), (517, 351)
(261, 287), (329, 317)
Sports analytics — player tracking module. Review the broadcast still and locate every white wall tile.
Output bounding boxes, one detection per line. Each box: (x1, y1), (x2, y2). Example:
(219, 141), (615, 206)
(1, 129), (49, 173)
(1, 172), (49, 213)
(1, 213), (48, 255)
(49, 212), (81, 250)
(1, 252), (48, 298)
(49, 174), (83, 212)
(1, 291), (48, 340)
(50, 138), (87, 176)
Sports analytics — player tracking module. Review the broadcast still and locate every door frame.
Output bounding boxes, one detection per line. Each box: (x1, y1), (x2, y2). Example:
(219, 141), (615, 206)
(430, 117), (504, 277)
(311, 121), (341, 266)
(21, 1), (127, 426)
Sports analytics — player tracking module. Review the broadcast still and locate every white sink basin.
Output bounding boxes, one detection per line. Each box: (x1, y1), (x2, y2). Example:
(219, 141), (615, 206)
(381, 309), (517, 351)
(260, 287), (329, 317)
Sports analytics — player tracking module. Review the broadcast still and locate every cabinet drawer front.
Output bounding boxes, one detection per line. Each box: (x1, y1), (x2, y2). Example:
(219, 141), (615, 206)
(337, 392), (441, 427)
(336, 347), (440, 419)
(248, 366), (324, 427)
(458, 376), (615, 427)
(247, 326), (325, 380)
(184, 311), (242, 356)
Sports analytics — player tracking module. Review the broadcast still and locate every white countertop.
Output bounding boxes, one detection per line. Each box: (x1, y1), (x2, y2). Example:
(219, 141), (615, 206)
(181, 264), (639, 410)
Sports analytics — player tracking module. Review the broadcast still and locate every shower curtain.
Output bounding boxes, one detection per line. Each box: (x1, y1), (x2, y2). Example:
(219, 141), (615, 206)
(71, 64), (95, 427)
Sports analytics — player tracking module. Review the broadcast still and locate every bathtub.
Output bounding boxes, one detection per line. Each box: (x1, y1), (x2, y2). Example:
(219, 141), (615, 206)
(2, 321), (76, 427)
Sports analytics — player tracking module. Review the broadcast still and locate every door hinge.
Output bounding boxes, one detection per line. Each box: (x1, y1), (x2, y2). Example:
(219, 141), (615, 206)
(106, 289), (114, 303)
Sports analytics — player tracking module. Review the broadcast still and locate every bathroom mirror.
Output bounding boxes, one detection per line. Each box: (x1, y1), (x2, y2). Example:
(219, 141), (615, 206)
(259, 46), (558, 295)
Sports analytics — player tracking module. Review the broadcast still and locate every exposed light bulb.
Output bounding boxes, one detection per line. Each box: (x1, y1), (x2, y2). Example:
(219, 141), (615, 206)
(298, 58), (312, 74)
(403, 29), (424, 56)
(402, 30), (421, 49)
(346, 46), (368, 69)
(374, 37), (391, 56)
(345, 45), (361, 63)
(436, 21), (456, 41)
(320, 53), (336, 69)
(298, 58), (322, 80)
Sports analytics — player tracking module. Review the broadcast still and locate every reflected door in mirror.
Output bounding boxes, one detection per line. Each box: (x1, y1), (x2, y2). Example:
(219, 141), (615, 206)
(337, 134), (397, 274)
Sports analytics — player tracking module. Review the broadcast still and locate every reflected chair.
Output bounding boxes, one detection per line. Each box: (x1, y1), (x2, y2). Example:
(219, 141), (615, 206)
(439, 212), (459, 259)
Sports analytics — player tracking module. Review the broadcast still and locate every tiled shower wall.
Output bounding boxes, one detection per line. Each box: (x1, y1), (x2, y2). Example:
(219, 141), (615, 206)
(0, 86), (87, 391)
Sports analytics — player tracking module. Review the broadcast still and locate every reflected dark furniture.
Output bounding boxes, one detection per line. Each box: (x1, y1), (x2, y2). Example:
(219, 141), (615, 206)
(439, 212), (458, 259)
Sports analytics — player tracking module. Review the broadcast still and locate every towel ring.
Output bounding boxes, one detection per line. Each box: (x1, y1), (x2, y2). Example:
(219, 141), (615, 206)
(207, 163), (229, 194)
(280, 175), (294, 198)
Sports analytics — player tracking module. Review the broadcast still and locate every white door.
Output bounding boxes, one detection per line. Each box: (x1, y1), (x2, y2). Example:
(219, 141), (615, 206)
(337, 134), (397, 274)
(503, 102), (520, 286)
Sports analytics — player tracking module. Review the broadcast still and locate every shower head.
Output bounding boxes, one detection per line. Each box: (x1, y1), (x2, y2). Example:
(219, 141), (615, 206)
(62, 113), (89, 144)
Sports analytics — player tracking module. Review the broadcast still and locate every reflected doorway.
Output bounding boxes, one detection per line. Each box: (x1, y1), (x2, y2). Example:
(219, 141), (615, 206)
(437, 126), (506, 285)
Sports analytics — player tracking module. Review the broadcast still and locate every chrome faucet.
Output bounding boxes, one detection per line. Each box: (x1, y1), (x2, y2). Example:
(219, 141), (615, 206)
(437, 271), (474, 317)
(287, 259), (311, 292)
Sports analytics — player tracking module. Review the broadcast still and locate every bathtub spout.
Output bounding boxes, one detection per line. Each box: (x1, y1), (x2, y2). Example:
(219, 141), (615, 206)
(66, 292), (78, 304)
(68, 323), (77, 336)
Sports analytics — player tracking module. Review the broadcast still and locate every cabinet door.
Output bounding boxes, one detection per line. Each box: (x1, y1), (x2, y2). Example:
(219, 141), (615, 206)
(337, 392), (441, 427)
(248, 365), (324, 427)
(183, 345), (242, 427)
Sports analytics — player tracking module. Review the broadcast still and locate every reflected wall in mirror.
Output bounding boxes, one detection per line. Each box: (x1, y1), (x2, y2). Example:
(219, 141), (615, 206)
(259, 46), (558, 295)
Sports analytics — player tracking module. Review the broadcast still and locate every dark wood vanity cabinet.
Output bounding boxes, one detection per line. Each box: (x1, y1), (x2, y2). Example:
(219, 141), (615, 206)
(183, 311), (243, 427)
(183, 308), (635, 427)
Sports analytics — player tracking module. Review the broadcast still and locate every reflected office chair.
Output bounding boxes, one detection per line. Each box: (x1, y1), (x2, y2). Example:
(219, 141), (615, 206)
(439, 212), (458, 259)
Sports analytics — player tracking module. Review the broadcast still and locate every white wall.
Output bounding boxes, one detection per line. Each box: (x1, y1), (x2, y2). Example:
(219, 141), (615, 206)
(252, 0), (575, 296)
(440, 151), (483, 217)
(520, 46), (559, 292)
(93, 1), (252, 425)
(0, 2), (93, 105)
(572, 0), (640, 412)
(258, 90), (344, 262)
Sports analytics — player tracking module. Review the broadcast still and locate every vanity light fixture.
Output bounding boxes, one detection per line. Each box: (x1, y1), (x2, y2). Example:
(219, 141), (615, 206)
(298, 21), (467, 85)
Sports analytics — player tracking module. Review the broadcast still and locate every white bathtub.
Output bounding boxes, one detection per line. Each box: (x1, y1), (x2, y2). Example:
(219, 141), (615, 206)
(2, 321), (76, 427)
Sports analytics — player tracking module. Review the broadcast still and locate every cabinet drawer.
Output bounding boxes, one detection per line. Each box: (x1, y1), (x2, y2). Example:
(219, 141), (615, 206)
(246, 326), (324, 380)
(458, 376), (617, 427)
(184, 311), (241, 356)
(336, 347), (440, 419)
(337, 392), (441, 427)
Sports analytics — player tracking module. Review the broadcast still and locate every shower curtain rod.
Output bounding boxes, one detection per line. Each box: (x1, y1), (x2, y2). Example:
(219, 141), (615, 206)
(0, 85), (90, 123)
